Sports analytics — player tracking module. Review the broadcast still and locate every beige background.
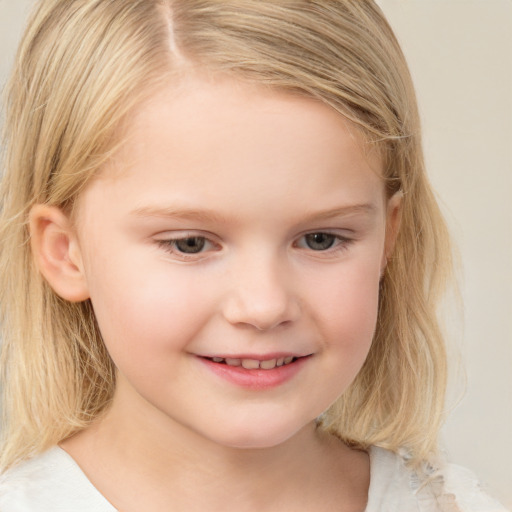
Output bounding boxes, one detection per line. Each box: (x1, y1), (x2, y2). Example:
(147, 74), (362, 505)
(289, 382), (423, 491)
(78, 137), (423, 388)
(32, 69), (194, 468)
(1, 0), (511, 506)
(378, 1), (512, 506)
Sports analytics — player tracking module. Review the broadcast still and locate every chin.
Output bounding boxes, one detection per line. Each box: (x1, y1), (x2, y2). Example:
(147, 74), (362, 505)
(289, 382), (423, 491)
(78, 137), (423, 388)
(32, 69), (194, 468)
(206, 417), (308, 451)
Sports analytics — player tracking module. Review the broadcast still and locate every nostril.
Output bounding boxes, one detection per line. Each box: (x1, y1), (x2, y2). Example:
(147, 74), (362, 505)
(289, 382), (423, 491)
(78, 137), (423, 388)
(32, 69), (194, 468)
(221, 278), (301, 331)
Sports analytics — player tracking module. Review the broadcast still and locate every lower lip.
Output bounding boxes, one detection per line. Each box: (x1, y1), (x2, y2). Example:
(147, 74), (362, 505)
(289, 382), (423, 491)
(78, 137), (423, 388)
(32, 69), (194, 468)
(198, 356), (310, 390)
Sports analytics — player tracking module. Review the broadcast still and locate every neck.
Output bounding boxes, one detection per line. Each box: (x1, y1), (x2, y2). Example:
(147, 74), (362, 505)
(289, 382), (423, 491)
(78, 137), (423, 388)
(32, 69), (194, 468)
(61, 381), (369, 512)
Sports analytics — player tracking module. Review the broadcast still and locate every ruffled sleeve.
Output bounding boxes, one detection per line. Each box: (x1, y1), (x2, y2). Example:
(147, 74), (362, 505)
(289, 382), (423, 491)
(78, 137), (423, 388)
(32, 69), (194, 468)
(410, 455), (509, 512)
(434, 463), (509, 512)
(366, 446), (509, 512)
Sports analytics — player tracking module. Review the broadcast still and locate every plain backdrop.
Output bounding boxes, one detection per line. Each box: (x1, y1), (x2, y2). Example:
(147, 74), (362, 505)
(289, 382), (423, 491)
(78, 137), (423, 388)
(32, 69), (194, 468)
(1, 0), (511, 507)
(378, 1), (512, 506)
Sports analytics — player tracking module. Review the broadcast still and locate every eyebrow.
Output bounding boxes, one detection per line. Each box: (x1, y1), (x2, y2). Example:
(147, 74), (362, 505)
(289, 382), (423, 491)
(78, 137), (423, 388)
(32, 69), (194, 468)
(130, 206), (230, 224)
(301, 203), (377, 221)
(130, 203), (377, 225)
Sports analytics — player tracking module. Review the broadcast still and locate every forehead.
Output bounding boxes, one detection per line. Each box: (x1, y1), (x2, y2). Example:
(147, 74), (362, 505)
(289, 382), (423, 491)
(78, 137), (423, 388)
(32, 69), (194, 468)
(126, 75), (378, 167)
(77, 74), (385, 224)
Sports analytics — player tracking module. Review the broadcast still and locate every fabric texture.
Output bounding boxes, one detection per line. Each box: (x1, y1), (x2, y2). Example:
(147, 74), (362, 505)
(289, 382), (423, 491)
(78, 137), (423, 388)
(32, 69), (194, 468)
(0, 448), (116, 512)
(365, 447), (508, 512)
(0, 445), (507, 511)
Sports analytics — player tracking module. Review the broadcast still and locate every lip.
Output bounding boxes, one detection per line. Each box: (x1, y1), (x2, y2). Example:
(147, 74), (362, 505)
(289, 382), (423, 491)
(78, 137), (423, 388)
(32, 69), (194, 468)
(197, 354), (312, 390)
(198, 352), (309, 361)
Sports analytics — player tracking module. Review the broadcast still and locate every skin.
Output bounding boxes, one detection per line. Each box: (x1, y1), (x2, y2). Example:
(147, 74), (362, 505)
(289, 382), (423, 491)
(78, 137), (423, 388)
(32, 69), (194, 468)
(31, 75), (401, 511)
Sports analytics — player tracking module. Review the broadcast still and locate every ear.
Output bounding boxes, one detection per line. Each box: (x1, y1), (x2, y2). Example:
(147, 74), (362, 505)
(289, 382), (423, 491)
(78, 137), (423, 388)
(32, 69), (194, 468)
(381, 191), (403, 273)
(29, 205), (90, 302)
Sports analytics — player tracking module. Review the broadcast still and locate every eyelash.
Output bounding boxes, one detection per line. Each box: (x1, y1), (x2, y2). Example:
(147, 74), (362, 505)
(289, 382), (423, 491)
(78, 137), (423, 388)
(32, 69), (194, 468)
(156, 232), (354, 261)
(156, 236), (219, 260)
(293, 232), (353, 253)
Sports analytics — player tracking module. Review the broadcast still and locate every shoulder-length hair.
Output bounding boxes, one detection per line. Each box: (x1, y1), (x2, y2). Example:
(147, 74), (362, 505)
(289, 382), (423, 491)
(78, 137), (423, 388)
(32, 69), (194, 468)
(0, 0), (452, 470)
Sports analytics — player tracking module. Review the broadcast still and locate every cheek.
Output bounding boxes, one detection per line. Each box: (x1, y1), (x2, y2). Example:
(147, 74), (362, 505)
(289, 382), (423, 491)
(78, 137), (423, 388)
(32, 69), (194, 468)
(291, 258), (382, 413)
(83, 248), (216, 366)
(308, 256), (381, 358)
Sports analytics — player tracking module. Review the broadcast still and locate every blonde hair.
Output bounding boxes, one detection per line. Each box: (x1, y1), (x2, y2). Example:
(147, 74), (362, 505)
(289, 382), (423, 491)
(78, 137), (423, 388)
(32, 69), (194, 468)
(0, 0), (452, 470)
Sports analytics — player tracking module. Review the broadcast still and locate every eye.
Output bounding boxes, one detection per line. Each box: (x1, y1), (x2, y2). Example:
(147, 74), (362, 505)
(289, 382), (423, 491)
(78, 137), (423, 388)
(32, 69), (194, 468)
(294, 232), (353, 253)
(156, 235), (219, 259)
(174, 236), (206, 254)
(303, 233), (336, 251)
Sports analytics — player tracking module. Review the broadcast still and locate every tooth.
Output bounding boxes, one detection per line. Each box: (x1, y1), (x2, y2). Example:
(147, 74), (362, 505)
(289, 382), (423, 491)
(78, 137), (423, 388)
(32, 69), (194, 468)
(212, 357), (224, 363)
(260, 359), (277, 370)
(241, 359), (260, 369)
(225, 358), (241, 367)
(276, 357), (285, 367)
(284, 356), (294, 365)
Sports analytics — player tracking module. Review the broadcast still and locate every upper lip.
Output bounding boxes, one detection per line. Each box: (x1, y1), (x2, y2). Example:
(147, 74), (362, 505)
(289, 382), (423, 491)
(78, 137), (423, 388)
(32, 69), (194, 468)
(197, 352), (312, 360)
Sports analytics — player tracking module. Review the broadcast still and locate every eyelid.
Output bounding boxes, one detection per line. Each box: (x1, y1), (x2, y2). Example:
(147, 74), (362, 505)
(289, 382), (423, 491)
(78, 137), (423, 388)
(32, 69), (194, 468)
(293, 230), (355, 253)
(153, 229), (220, 243)
(154, 231), (222, 260)
(153, 229), (356, 261)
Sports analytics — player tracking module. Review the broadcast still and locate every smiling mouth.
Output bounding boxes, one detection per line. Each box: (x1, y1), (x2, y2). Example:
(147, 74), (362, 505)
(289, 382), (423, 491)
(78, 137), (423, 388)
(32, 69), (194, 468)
(202, 356), (302, 370)
(199, 354), (311, 389)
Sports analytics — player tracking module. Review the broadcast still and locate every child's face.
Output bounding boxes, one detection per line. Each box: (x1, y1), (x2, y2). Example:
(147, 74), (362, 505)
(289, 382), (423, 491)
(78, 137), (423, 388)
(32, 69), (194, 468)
(72, 76), (399, 449)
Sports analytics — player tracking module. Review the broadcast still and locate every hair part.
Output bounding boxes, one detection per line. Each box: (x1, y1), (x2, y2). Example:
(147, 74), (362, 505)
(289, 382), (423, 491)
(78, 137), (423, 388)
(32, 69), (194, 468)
(0, 0), (452, 470)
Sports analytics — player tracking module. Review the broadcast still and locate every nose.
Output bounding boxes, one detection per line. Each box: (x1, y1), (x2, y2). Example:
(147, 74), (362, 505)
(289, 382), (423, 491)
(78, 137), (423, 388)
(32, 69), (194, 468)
(222, 253), (301, 331)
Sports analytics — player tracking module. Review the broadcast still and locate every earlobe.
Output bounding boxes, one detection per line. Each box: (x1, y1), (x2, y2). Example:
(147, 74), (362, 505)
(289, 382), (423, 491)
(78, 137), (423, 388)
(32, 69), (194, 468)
(381, 191), (403, 273)
(29, 205), (90, 302)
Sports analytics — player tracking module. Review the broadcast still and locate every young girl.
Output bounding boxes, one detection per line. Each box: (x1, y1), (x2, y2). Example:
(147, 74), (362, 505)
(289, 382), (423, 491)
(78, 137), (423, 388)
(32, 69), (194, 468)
(0, 1), (507, 510)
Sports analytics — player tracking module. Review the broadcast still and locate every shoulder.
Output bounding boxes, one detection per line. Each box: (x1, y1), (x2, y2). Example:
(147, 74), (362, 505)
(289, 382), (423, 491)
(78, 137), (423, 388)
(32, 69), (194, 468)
(0, 447), (116, 512)
(366, 446), (509, 512)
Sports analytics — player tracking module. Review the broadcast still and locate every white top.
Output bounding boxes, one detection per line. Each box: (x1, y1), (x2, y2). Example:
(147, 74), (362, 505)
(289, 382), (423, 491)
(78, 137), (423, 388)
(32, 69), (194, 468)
(0, 445), (507, 511)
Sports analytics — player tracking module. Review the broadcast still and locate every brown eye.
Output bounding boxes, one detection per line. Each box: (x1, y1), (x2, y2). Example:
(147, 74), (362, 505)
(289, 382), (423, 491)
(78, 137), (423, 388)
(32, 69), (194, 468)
(175, 237), (206, 253)
(304, 233), (336, 251)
